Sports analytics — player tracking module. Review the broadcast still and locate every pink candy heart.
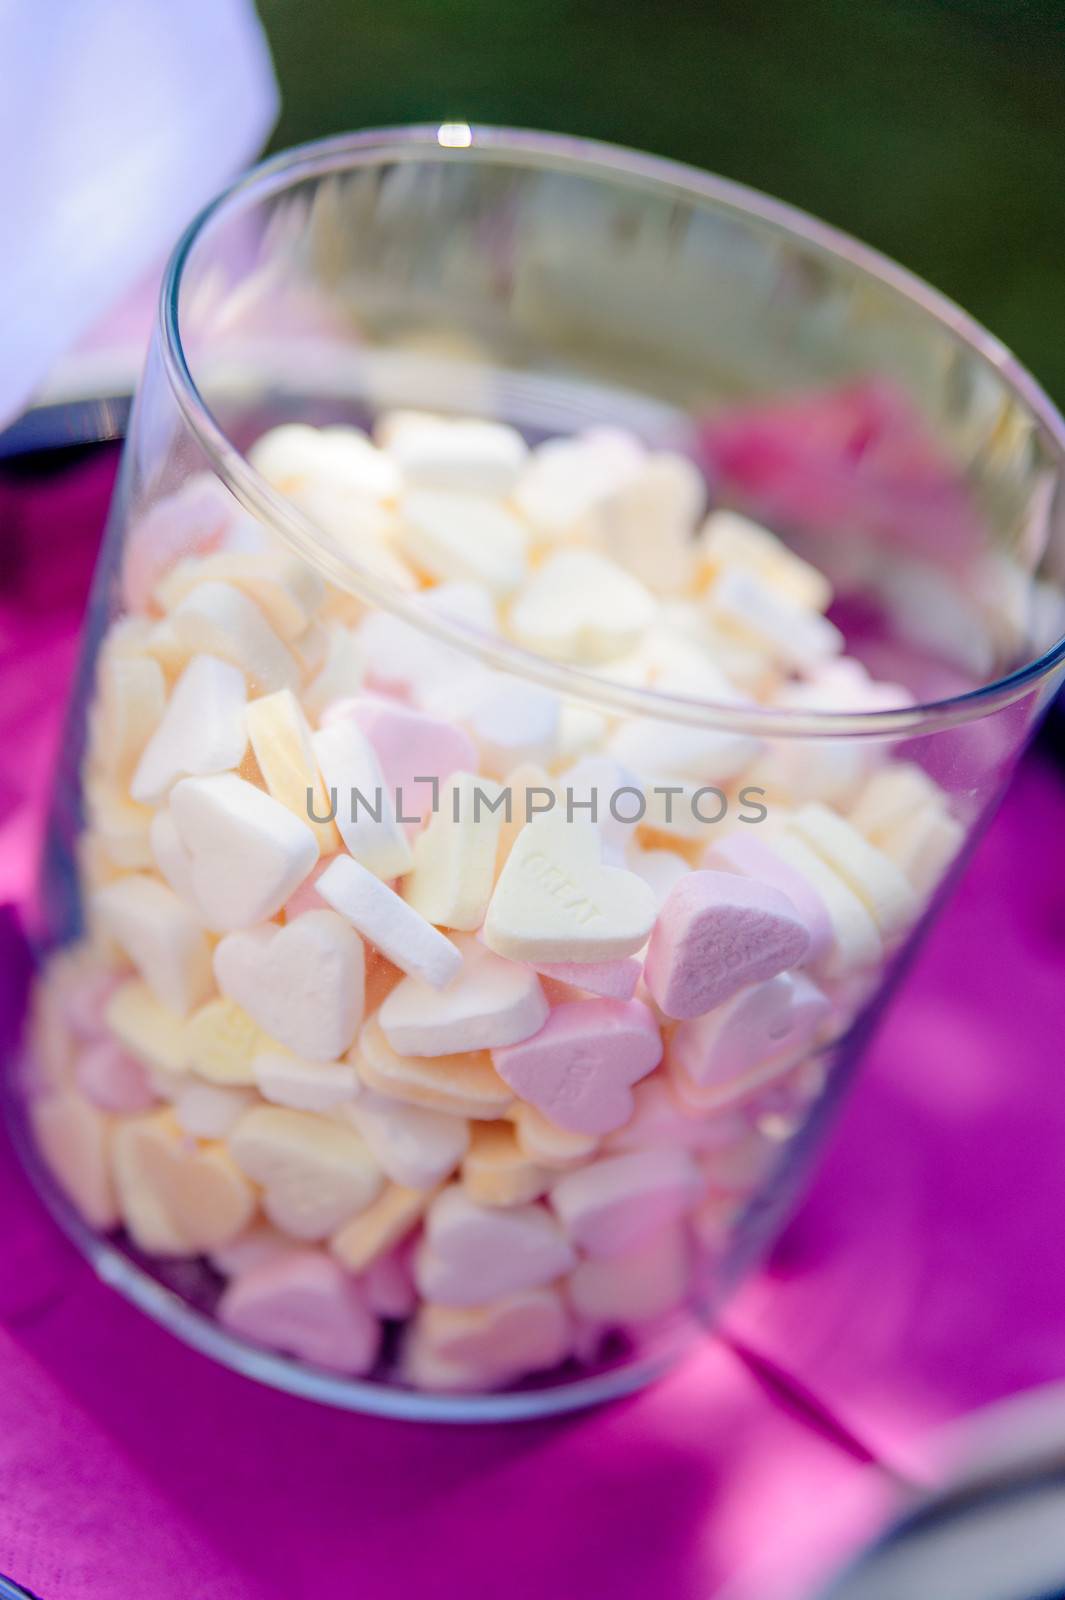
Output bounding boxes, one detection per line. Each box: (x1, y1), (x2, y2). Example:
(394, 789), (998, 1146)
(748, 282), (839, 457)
(644, 870), (811, 1020)
(492, 999), (663, 1135)
(325, 696), (478, 825)
(414, 1186), (575, 1307)
(672, 971), (831, 1094)
(703, 833), (833, 961)
(218, 1250), (380, 1374)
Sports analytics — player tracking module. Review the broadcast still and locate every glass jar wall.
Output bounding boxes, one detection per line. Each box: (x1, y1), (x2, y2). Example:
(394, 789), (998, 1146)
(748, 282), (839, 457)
(17, 128), (1065, 1419)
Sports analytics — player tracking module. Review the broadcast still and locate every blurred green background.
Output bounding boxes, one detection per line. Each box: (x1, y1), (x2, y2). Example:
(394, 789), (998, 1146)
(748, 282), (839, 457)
(255, 0), (1065, 401)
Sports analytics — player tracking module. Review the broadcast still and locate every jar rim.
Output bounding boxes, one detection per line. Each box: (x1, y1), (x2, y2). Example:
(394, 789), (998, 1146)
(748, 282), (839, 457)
(159, 122), (1065, 740)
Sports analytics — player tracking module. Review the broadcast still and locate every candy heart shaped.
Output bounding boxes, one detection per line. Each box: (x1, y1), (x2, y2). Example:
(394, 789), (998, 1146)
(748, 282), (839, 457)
(406, 1287), (571, 1389)
(219, 1249), (380, 1374)
(549, 1149), (702, 1258)
(483, 814), (657, 964)
(229, 1106), (383, 1241)
(492, 999), (663, 1136)
(414, 1185), (575, 1306)
(32, 1092), (118, 1230)
(130, 654), (247, 804)
(671, 971), (830, 1101)
(344, 1088), (470, 1190)
(460, 1121), (549, 1207)
(703, 833), (833, 961)
(330, 1183), (430, 1274)
(379, 936), (548, 1057)
(335, 696), (478, 824)
(214, 910), (365, 1061)
(508, 548), (657, 664)
(75, 1039), (156, 1114)
(356, 1018), (513, 1121)
(112, 1111), (256, 1254)
(567, 1222), (690, 1324)
(170, 773), (319, 931)
(643, 869), (811, 1020)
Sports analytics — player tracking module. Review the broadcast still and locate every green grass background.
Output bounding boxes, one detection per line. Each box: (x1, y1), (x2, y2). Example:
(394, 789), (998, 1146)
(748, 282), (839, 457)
(256, 0), (1065, 401)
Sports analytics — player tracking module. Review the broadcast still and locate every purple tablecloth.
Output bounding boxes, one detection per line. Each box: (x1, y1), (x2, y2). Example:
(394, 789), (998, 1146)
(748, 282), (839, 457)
(0, 452), (1061, 1599)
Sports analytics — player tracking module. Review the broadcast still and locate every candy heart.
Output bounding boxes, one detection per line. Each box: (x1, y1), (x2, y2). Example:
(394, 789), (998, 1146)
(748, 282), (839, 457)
(245, 687), (341, 853)
(74, 1039), (156, 1114)
(92, 643), (167, 786)
(567, 1222), (690, 1324)
(378, 936), (548, 1057)
(383, 414), (528, 496)
(92, 874), (213, 1017)
(214, 910), (365, 1061)
(31, 1092), (118, 1229)
(643, 869), (811, 1020)
(550, 1148), (702, 1259)
(316, 856), (461, 989)
(703, 832), (834, 961)
(482, 813), (657, 964)
(405, 1288), (570, 1390)
(148, 580), (298, 693)
(112, 1110), (256, 1254)
(156, 549), (324, 642)
(311, 719), (414, 879)
(252, 1048), (360, 1112)
(362, 1246), (418, 1319)
(414, 1185), (575, 1306)
(460, 1122), (549, 1207)
(218, 1249), (381, 1374)
(508, 1103), (599, 1170)
(355, 1019), (512, 1122)
(671, 971), (831, 1102)
(784, 802), (919, 938)
(122, 476), (234, 612)
(527, 956), (640, 1000)
(698, 509), (832, 612)
(336, 696), (478, 825)
(606, 1076), (749, 1155)
(344, 1088), (470, 1190)
(397, 488), (529, 596)
(401, 774), (505, 931)
(170, 773), (319, 931)
(492, 999), (663, 1136)
(508, 548), (657, 664)
(173, 1081), (254, 1138)
(330, 1183), (430, 1273)
(129, 654), (247, 804)
(229, 1105), (383, 1241)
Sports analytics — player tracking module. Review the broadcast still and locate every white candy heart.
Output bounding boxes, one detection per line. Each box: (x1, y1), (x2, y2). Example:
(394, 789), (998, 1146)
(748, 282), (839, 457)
(214, 910), (364, 1061)
(401, 773), (505, 932)
(383, 415), (528, 496)
(483, 813), (657, 963)
(229, 1106), (383, 1240)
(311, 719), (413, 879)
(253, 1048), (361, 1112)
(149, 581), (298, 692)
(317, 855), (462, 989)
(92, 874), (213, 1017)
(508, 548), (657, 664)
(378, 936), (548, 1057)
(170, 773), (319, 931)
(397, 489), (529, 597)
(344, 1089), (470, 1190)
(414, 1185), (575, 1306)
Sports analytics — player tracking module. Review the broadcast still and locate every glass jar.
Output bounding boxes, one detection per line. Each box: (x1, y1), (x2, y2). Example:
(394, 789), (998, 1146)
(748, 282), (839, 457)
(15, 126), (1065, 1420)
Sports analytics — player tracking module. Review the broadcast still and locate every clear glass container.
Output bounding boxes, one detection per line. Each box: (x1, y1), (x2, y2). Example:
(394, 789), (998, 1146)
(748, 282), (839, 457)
(14, 126), (1065, 1420)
